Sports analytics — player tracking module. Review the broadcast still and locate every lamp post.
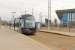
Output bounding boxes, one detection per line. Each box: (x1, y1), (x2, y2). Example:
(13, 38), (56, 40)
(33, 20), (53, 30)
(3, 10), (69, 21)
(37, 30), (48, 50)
(39, 12), (42, 26)
(32, 8), (34, 15)
(48, 0), (51, 30)
(25, 8), (27, 14)
(11, 12), (16, 31)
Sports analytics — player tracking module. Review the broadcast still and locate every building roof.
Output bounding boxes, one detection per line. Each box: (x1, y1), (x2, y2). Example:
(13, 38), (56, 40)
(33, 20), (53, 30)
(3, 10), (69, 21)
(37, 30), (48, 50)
(56, 9), (75, 18)
(56, 9), (75, 13)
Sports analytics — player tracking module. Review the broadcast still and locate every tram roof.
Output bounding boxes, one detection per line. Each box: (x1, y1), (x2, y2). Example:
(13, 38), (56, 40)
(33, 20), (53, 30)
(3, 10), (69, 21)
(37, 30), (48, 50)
(19, 14), (33, 19)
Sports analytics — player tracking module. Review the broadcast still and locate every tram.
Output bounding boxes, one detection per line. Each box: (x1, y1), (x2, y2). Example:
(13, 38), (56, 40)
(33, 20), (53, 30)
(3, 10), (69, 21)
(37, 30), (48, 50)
(19, 14), (36, 35)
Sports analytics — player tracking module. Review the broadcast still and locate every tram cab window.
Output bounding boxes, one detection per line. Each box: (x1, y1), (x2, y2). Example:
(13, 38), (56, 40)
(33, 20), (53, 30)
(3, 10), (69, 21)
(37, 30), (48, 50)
(25, 16), (35, 28)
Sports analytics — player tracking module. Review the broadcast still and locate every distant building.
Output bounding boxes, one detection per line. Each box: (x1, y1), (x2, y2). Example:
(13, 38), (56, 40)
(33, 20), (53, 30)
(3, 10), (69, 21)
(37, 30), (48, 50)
(45, 18), (51, 26)
(56, 9), (75, 26)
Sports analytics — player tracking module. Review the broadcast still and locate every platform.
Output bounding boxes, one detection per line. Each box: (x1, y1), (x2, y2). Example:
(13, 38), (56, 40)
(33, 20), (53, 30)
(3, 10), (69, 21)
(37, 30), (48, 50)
(0, 26), (50, 50)
(40, 29), (75, 37)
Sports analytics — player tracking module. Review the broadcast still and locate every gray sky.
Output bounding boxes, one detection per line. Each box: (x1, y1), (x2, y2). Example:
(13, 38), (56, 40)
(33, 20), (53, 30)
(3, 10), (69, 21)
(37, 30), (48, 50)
(0, 0), (75, 23)
(0, 0), (48, 21)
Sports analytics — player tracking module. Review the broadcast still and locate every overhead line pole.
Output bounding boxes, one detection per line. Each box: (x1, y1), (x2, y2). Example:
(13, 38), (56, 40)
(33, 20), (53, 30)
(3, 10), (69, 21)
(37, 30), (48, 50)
(48, 0), (51, 30)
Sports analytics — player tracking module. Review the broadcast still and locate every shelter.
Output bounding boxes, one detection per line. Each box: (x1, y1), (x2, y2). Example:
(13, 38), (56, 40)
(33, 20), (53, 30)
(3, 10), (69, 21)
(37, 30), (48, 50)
(56, 9), (75, 26)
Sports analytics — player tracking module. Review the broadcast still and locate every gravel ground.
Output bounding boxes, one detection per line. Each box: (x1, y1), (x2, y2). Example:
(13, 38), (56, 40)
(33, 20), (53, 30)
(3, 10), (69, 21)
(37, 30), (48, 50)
(29, 31), (75, 50)
(1, 25), (75, 50)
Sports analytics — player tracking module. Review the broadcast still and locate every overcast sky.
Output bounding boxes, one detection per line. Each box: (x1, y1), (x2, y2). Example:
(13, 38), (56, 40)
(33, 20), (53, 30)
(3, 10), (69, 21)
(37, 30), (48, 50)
(51, 0), (75, 23)
(0, 0), (75, 22)
(0, 0), (48, 21)
(0, 0), (47, 17)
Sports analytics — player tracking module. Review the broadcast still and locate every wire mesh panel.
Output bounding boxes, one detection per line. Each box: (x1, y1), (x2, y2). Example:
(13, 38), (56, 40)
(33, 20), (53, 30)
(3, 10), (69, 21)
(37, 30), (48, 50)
(40, 9), (75, 34)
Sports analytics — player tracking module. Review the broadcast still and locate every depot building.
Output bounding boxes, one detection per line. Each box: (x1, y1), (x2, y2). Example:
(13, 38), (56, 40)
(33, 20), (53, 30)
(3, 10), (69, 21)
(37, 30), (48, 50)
(56, 9), (75, 26)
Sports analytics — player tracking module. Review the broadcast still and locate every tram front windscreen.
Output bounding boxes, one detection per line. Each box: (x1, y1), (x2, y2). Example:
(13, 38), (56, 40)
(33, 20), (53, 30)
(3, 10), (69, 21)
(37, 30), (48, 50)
(20, 16), (35, 28)
(25, 16), (35, 28)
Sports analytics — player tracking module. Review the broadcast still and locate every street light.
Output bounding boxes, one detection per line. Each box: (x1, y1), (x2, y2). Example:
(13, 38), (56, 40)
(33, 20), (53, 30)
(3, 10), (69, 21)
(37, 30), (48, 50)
(32, 8), (34, 15)
(11, 12), (16, 31)
(39, 12), (42, 25)
(48, 0), (51, 30)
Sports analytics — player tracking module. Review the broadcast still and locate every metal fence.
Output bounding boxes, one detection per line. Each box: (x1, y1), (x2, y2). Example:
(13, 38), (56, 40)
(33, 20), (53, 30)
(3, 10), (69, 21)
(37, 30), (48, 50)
(40, 16), (75, 33)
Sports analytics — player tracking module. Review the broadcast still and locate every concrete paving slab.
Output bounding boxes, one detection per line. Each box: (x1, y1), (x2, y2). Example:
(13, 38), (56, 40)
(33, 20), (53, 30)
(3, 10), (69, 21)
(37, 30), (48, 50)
(0, 26), (51, 50)
(40, 29), (75, 36)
